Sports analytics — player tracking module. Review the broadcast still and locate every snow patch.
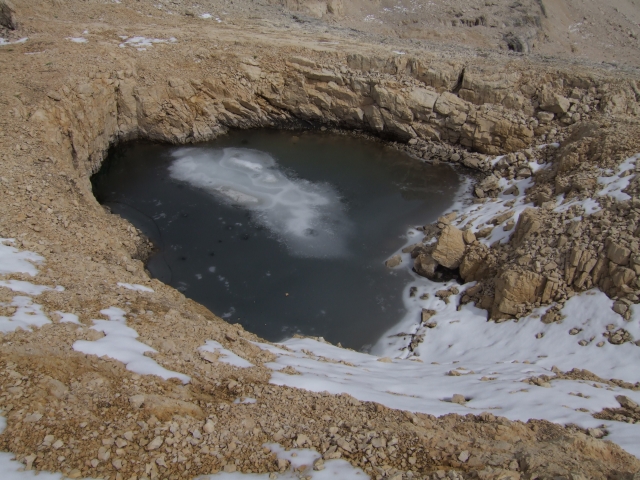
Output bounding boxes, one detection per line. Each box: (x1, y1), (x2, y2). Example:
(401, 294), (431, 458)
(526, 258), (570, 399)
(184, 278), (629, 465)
(597, 153), (639, 201)
(55, 311), (81, 324)
(199, 340), (254, 368)
(0, 239), (43, 276)
(0, 38), (28, 46)
(117, 282), (154, 292)
(118, 36), (177, 50)
(0, 280), (62, 295)
(73, 307), (190, 383)
(0, 296), (51, 333)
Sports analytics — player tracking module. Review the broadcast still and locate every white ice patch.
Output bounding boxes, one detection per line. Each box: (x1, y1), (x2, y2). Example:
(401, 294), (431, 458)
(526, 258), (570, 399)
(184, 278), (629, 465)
(0, 38), (28, 46)
(117, 282), (154, 292)
(73, 307), (190, 383)
(0, 296), (51, 333)
(597, 153), (639, 201)
(169, 148), (352, 258)
(0, 239), (43, 276)
(67, 37), (87, 43)
(199, 340), (254, 368)
(118, 36), (177, 50)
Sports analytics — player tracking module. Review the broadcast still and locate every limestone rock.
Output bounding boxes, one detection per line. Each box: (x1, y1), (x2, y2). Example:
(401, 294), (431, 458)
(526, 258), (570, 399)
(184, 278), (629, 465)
(432, 225), (466, 269)
(372, 85), (413, 121)
(434, 92), (469, 116)
(451, 394), (466, 404)
(128, 394), (204, 420)
(363, 105), (384, 132)
(379, 108), (416, 141)
(538, 90), (571, 114)
(512, 208), (541, 247)
(240, 63), (262, 82)
(607, 241), (631, 266)
(385, 255), (402, 268)
(0, 0), (16, 30)
(460, 247), (492, 282)
(492, 270), (545, 319)
(616, 395), (639, 410)
(408, 88), (439, 120)
(39, 376), (69, 399)
(414, 253), (438, 279)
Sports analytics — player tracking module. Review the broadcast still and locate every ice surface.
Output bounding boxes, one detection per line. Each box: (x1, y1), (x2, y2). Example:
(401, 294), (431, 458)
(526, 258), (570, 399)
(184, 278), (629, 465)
(199, 340), (254, 368)
(169, 148), (352, 258)
(73, 307), (190, 383)
(67, 37), (87, 43)
(0, 239), (43, 276)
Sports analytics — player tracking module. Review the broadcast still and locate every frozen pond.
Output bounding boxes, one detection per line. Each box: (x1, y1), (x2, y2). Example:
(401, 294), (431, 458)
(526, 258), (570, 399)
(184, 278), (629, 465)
(92, 130), (460, 350)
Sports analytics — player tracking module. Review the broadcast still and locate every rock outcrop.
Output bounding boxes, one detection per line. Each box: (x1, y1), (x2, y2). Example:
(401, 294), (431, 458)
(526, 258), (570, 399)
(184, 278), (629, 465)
(431, 226), (466, 270)
(0, 0), (16, 29)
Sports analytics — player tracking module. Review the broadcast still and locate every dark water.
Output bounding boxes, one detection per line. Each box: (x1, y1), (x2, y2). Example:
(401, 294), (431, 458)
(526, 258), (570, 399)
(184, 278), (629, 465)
(92, 130), (460, 351)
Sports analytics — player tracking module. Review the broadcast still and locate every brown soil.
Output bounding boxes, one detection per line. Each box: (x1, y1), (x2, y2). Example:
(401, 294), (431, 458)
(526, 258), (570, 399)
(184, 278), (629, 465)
(1, 1), (640, 479)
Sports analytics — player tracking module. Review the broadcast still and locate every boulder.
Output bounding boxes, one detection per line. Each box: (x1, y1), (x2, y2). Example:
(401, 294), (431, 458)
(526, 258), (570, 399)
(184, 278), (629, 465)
(460, 248), (490, 282)
(462, 230), (476, 244)
(414, 253), (438, 279)
(512, 208), (541, 247)
(492, 270), (545, 319)
(385, 255), (402, 268)
(363, 105), (384, 132)
(607, 241), (631, 266)
(616, 395), (639, 410)
(538, 89), (570, 114)
(432, 225), (465, 269)
(0, 0), (16, 30)
(408, 87), (439, 120)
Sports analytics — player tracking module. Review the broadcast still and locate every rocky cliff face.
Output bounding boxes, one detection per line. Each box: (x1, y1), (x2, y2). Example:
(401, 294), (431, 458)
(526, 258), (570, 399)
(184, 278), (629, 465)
(24, 44), (640, 327)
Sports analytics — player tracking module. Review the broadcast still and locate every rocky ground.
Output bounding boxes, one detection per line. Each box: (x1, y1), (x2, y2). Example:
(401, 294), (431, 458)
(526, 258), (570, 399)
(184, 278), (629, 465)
(1, 0), (640, 479)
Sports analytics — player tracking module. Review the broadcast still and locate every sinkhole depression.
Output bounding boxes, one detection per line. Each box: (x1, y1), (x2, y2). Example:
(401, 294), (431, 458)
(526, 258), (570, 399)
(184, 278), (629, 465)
(92, 130), (461, 351)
